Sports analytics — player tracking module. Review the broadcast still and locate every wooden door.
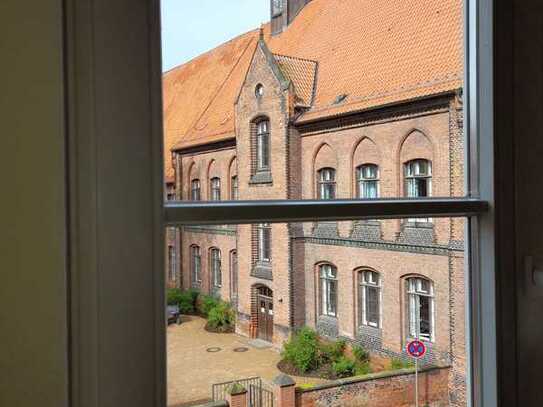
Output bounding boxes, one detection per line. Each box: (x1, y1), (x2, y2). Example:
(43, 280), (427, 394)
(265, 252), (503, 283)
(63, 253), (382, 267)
(257, 294), (273, 342)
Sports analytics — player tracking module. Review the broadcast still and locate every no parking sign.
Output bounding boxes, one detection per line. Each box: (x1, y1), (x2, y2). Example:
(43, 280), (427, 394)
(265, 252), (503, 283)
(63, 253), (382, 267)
(406, 340), (426, 358)
(406, 340), (426, 407)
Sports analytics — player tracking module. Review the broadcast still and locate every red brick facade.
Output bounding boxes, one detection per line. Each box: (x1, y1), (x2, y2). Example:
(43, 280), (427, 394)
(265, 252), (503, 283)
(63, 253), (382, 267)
(164, 2), (466, 405)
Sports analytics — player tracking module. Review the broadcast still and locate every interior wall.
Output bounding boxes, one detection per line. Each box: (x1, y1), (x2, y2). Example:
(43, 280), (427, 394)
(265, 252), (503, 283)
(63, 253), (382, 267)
(0, 1), (68, 407)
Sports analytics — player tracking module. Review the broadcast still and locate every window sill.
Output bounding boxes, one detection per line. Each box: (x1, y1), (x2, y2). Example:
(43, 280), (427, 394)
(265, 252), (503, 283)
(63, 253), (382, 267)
(251, 263), (273, 280)
(249, 171), (272, 185)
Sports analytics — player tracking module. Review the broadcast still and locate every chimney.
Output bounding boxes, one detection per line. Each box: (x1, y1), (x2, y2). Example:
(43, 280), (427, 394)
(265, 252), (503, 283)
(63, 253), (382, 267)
(271, 0), (312, 36)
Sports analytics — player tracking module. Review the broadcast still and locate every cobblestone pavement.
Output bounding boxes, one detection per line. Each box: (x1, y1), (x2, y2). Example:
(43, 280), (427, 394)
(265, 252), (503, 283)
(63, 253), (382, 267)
(167, 315), (329, 406)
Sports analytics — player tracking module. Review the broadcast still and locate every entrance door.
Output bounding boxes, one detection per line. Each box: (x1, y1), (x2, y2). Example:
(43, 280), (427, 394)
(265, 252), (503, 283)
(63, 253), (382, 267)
(256, 287), (273, 342)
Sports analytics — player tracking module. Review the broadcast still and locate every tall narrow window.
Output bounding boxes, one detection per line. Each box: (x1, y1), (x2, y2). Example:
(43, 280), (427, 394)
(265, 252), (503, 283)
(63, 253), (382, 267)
(319, 264), (337, 317)
(256, 120), (270, 171)
(257, 223), (271, 263)
(407, 277), (434, 341)
(168, 246), (176, 282)
(230, 175), (239, 200)
(210, 177), (221, 201)
(404, 159), (432, 198)
(210, 248), (222, 288)
(358, 270), (381, 328)
(190, 179), (201, 201)
(190, 245), (201, 284)
(230, 250), (238, 300)
(317, 168), (336, 200)
(356, 164), (379, 198)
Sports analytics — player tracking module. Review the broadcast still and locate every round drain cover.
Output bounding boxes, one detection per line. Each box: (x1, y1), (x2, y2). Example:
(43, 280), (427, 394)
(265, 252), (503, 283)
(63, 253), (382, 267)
(206, 347), (222, 353)
(233, 347), (249, 353)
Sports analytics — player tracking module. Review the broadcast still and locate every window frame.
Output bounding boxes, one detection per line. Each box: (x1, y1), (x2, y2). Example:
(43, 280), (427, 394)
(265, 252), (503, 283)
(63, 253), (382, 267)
(66, 0), (497, 405)
(317, 167), (336, 200)
(190, 245), (202, 284)
(256, 119), (270, 171)
(190, 179), (201, 201)
(209, 177), (221, 201)
(356, 164), (379, 199)
(358, 269), (381, 328)
(406, 276), (435, 342)
(319, 263), (338, 317)
(210, 247), (222, 288)
(257, 222), (271, 263)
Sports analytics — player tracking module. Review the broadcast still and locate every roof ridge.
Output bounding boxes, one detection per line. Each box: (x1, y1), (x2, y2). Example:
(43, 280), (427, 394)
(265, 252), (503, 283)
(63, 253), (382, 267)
(164, 28), (260, 75)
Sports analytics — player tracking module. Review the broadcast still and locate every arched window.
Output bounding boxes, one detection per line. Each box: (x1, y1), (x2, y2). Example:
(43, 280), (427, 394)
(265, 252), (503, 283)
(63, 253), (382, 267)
(317, 168), (336, 199)
(257, 223), (271, 263)
(358, 270), (381, 327)
(209, 177), (221, 201)
(230, 250), (238, 300)
(406, 276), (434, 341)
(256, 120), (270, 171)
(190, 179), (201, 201)
(190, 245), (201, 284)
(210, 248), (222, 288)
(230, 175), (239, 200)
(319, 264), (337, 317)
(356, 164), (379, 198)
(404, 159), (432, 198)
(272, 0), (283, 16)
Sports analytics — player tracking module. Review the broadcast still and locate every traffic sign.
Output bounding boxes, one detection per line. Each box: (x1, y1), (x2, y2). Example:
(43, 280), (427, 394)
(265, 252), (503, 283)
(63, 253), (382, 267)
(406, 340), (426, 358)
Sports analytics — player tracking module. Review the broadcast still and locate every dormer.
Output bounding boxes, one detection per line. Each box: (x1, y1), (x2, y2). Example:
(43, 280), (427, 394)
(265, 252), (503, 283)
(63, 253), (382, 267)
(271, 0), (312, 36)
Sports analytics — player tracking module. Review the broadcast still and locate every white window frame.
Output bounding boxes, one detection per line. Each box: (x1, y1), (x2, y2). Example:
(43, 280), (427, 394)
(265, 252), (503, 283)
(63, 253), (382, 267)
(210, 248), (221, 288)
(319, 264), (337, 317)
(209, 177), (221, 201)
(317, 167), (336, 200)
(256, 120), (270, 171)
(407, 277), (435, 342)
(190, 245), (201, 284)
(257, 223), (271, 263)
(167, 245), (176, 282)
(359, 270), (381, 328)
(66, 0), (497, 406)
(190, 179), (201, 201)
(356, 164), (379, 199)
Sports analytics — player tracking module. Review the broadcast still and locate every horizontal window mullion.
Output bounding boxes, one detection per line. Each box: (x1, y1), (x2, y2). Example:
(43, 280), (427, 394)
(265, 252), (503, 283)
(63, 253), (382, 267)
(164, 198), (488, 226)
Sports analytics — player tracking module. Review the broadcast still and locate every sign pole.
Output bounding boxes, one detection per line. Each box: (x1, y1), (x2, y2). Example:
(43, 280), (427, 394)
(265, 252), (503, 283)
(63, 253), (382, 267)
(415, 356), (419, 407)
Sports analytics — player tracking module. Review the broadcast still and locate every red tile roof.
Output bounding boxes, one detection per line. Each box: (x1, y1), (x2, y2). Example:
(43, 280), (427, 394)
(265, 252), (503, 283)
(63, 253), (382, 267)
(163, 0), (463, 177)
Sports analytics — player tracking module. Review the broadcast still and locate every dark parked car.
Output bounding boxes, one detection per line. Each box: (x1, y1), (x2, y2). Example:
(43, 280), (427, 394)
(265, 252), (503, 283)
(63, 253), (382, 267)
(167, 305), (182, 325)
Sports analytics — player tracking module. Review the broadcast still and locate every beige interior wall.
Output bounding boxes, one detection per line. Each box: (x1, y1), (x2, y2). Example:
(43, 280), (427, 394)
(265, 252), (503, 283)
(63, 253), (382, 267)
(0, 1), (68, 407)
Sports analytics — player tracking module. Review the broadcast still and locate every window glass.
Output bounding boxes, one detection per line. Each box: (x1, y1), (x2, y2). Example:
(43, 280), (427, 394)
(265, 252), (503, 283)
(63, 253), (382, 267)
(190, 179), (201, 201)
(318, 168), (336, 200)
(210, 177), (221, 201)
(161, 0), (471, 405)
(256, 120), (270, 171)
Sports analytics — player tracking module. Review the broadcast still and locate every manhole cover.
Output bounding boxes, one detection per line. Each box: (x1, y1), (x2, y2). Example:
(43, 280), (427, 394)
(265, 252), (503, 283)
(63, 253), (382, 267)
(233, 347), (249, 353)
(206, 347), (222, 353)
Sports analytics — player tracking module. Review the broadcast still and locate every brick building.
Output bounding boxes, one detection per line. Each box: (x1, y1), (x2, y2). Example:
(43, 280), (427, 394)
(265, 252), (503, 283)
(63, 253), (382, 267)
(163, 0), (466, 404)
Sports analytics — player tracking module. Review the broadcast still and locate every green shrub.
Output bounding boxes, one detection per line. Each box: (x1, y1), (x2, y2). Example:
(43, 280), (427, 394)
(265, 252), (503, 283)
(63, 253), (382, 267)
(178, 291), (194, 314)
(282, 327), (320, 373)
(199, 295), (220, 317)
(352, 344), (369, 363)
(354, 361), (372, 376)
(332, 356), (356, 378)
(187, 288), (200, 307)
(167, 288), (183, 306)
(320, 339), (346, 363)
(207, 301), (235, 330)
(390, 358), (415, 370)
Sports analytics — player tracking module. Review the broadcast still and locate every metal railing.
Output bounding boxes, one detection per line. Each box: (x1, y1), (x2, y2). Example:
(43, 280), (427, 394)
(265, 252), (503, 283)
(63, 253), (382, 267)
(211, 377), (273, 407)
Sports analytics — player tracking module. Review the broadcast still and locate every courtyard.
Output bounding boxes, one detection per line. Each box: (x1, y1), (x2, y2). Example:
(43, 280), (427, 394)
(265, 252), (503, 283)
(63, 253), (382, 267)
(167, 315), (329, 407)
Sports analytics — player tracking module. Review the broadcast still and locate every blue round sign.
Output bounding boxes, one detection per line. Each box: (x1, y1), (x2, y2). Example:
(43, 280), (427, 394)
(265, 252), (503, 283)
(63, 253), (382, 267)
(406, 340), (426, 358)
